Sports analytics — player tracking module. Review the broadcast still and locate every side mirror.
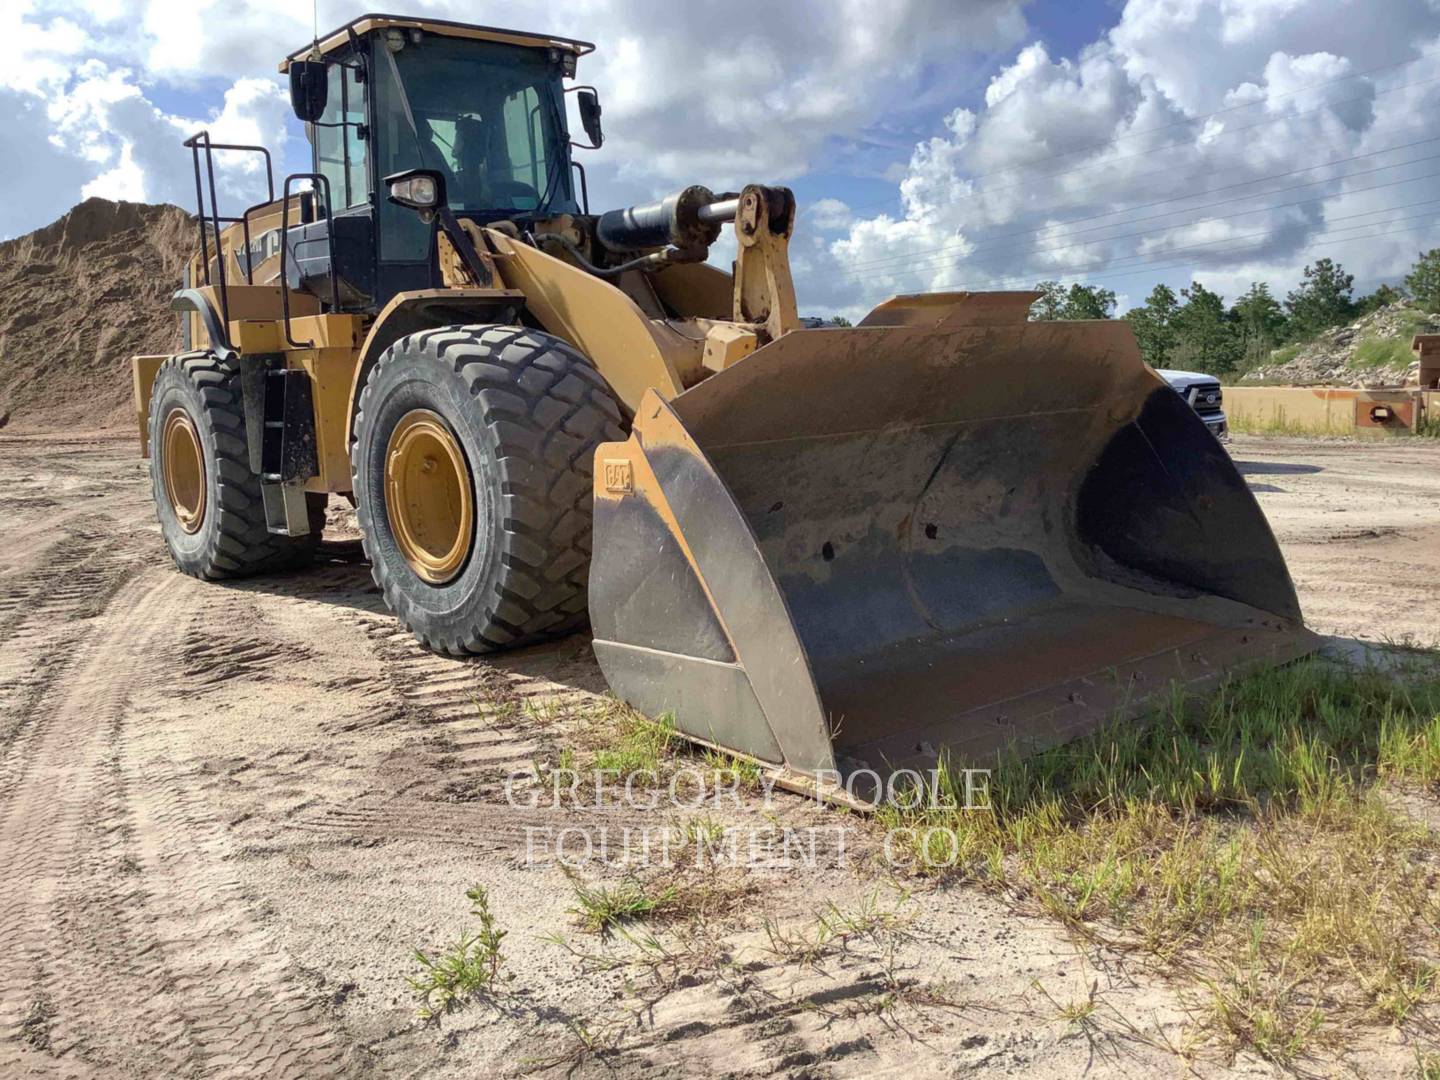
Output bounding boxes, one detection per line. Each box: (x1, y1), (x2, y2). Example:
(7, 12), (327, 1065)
(385, 168), (446, 221)
(289, 61), (328, 123)
(577, 88), (603, 148)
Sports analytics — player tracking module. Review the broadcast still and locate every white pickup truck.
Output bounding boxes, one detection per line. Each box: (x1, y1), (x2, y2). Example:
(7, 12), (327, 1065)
(1158, 368), (1228, 439)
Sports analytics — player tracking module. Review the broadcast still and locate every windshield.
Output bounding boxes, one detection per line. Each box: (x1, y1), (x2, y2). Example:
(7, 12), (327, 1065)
(378, 35), (576, 218)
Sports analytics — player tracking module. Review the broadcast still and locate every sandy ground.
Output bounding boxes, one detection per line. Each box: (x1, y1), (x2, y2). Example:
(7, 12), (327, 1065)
(1, 431), (1438, 1079)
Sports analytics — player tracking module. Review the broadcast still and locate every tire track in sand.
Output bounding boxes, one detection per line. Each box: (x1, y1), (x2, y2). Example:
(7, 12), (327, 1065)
(0, 569), (348, 1076)
(0, 516), (154, 773)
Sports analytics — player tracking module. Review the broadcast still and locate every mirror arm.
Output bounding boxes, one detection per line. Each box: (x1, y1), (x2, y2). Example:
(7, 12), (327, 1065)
(435, 208), (493, 288)
(345, 27), (367, 82)
(564, 84), (604, 149)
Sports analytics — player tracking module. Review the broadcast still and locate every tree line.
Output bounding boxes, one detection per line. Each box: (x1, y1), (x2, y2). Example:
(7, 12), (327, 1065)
(1027, 249), (1440, 375)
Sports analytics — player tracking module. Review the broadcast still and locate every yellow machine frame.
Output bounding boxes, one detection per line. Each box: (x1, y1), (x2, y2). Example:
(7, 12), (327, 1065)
(133, 184), (798, 499)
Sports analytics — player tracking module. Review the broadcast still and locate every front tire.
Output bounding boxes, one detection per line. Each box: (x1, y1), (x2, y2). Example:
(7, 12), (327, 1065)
(351, 326), (625, 655)
(148, 352), (320, 578)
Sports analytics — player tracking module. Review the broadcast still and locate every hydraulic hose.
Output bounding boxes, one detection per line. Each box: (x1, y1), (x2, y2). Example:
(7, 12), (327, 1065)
(527, 231), (667, 278)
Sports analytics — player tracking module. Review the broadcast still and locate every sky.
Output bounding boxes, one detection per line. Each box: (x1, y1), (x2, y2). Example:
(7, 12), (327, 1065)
(6, 0), (1440, 320)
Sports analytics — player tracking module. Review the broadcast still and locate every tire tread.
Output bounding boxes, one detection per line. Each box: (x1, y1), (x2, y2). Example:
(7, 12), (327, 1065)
(352, 326), (625, 655)
(150, 351), (319, 579)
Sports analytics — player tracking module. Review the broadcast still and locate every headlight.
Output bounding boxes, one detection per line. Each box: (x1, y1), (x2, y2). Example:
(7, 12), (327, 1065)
(389, 175), (437, 208)
(385, 169), (445, 213)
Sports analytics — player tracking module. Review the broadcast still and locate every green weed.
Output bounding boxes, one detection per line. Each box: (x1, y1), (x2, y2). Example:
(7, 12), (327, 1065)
(879, 655), (1440, 1063)
(568, 875), (679, 933)
(408, 884), (508, 1018)
(592, 709), (676, 777)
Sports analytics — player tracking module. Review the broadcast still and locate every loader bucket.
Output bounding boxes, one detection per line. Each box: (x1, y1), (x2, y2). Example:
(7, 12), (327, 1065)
(588, 292), (1317, 796)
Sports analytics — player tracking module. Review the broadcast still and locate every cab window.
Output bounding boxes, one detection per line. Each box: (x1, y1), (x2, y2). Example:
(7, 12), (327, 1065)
(314, 60), (369, 209)
(499, 86), (546, 200)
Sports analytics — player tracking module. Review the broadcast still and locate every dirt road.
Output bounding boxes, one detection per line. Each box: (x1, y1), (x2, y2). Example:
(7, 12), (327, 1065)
(1, 432), (1437, 1078)
(1230, 438), (1440, 646)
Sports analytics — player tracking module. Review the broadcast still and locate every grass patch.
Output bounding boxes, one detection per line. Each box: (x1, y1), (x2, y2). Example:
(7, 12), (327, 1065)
(675, 812), (726, 847)
(408, 885), (508, 1018)
(1228, 410), (1358, 438)
(565, 869), (755, 932)
(761, 886), (913, 968)
(700, 747), (762, 789)
(567, 875), (680, 933)
(1393, 307), (1435, 340)
(538, 888), (943, 1075)
(1230, 405), (1438, 439)
(1266, 342), (1306, 367)
(880, 655), (1440, 1064)
(591, 707), (676, 777)
(1032, 976), (1100, 1028)
(1350, 334), (1414, 370)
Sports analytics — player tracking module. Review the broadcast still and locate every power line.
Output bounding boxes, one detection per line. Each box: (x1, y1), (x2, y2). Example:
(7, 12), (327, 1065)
(833, 140), (1440, 275)
(922, 75), (1440, 210)
(945, 56), (1432, 184)
(832, 143), (1440, 278)
(948, 204), (1440, 291)
(807, 54), (1437, 221)
(919, 215), (1436, 296)
(815, 71), (1440, 226)
(875, 198), (1440, 289)
(833, 167), (1440, 283)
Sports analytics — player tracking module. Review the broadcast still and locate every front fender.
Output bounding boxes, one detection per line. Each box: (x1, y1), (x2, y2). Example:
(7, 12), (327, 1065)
(344, 288), (526, 446)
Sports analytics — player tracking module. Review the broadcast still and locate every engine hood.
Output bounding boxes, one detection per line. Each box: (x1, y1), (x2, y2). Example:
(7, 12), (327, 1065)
(1156, 368), (1219, 390)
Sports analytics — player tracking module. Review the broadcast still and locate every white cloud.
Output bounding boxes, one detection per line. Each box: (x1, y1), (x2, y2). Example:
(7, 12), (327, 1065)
(569, 0), (1028, 187)
(984, 41), (1049, 107)
(0, 1), (92, 94)
(82, 142), (145, 201)
(806, 0), (1440, 319)
(31, 57), (293, 219)
(140, 0), (308, 80)
(8, 0), (1440, 330)
(0, 0), (306, 236)
(808, 198), (854, 232)
(4, 0), (1029, 238)
(1111, 0), (1440, 113)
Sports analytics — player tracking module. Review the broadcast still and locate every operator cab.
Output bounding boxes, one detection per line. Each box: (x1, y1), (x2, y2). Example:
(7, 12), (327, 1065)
(278, 14), (596, 309)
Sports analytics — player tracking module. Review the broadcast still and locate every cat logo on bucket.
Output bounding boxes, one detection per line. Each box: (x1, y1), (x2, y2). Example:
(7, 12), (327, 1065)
(603, 459), (633, 494)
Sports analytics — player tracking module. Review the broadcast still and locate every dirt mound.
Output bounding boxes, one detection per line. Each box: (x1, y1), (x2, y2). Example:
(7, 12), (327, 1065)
(1241, 301), (1438, 387)
(0, 198), (195, 432)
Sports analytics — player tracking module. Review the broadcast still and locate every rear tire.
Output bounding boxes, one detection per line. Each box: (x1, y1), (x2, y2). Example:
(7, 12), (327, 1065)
(148, 352), (320, 578)
(351, 325), (626, 655)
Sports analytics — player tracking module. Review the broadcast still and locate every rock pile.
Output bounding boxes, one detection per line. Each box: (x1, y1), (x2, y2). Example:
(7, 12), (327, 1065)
(1240, 301), (1438, 387)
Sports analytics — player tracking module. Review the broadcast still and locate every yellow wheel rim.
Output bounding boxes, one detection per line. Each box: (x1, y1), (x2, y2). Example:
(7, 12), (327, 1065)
(385, 410), (474, 585)
(162, 407), (206, 534)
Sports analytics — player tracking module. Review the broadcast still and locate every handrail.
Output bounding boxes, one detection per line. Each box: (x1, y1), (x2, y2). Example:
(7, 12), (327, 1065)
(182, 131), (278, 324)
(182, 131), (275, 201)
(278, 173), (339, 349)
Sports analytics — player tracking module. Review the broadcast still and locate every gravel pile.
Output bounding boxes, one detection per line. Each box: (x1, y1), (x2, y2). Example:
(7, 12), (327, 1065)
(1240, 301), (1437, 387)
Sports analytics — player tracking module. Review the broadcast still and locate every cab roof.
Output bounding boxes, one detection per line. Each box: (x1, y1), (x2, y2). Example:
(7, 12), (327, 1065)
(279, 12), (594, 73)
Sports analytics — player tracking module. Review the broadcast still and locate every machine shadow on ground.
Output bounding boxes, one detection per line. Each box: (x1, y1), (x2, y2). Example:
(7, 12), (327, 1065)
(1231, 458), (1326, 476)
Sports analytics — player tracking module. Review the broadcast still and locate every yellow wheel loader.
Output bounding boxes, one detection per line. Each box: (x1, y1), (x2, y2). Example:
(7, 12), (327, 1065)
(132, 13), (1315, 796)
